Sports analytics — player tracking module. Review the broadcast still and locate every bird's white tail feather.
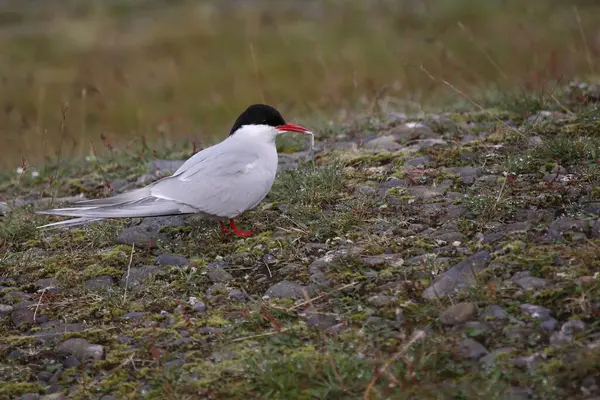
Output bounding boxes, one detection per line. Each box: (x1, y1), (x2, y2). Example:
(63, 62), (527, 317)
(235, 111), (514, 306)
(37, 217), (105, 230)
(36, 196), (196, 221)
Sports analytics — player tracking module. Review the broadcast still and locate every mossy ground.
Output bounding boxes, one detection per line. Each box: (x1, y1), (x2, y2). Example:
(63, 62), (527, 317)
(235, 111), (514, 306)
(1, 85), (599, 399)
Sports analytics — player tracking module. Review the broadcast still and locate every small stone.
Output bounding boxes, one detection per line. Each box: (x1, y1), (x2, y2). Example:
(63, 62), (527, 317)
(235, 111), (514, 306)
(262, 254), (277, 265)
(207, 262), (233, 283)
(513, 276), (550, 290)
(0, 303), (14, 317)
(264, 280), (311, 299)
(500, 386), (532, 400)
(34, 278), (60, 293)
(14, 395), (40, 400)
(363, 135), (402, 151)
(510, 353), (543, 370)
(57, 338), (105, 361)
(7, 349), (27, 361)
(561, 319), (585, 335)
(404, 155), (433, 168)
(540, 318), (558, 332)
(116, 216), (187, 248)
(11, 301), (36, 327)
(548, 217), (590, 235)
(458, 321), (492, 338)
(63, 355), (81, 369)
(415, 138), (448, 148)
(480, 305), (509, 321)
(440, 302), (477, 326)
(458, 338), (488, 360)
(504, 327), (535, 342)
(591, 219), (600, 238)
(527, 136), (543, 147)
(120, 312), (147, 322)
(228, 289), (246, 301)
(520, 304), (552, 321)
(120, 266), (166, 290)
(480, 347), (515, 367)
(192, 301), (207, 313)
(367, 295), (396, 307)
(155, 253), (189, 267)
(85, 276), (114, 292)
(549, 331), (571, 346)
(423, 251), (491, 299)
(306, 313), (340, 331)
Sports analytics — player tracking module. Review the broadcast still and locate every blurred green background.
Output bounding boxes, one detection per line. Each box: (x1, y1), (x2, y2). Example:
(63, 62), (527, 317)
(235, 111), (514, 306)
(0, 0), (599, 170)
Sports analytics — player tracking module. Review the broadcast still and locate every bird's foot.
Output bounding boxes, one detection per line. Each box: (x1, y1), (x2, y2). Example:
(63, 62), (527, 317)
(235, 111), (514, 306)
(229, 219), (253, 237)
(219, 220), (232, 234)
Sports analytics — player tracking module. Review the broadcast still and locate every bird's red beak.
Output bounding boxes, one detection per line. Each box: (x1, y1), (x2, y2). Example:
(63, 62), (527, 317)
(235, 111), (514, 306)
(276, 123), (311, 134)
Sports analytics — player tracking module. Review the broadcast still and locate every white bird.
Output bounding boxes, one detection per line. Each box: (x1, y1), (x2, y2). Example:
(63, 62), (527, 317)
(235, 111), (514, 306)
(37, 104), (313, 237)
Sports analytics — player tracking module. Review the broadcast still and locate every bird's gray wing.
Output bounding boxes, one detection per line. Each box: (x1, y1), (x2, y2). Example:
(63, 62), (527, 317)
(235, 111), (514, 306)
(150, 144), (277, 218)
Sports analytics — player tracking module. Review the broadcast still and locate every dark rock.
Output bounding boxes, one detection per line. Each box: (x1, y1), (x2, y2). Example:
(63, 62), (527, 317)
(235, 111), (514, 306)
(121, 312), (148, 322)
(500, 386), (533, 400)
(57, 338), (105, 361)
(7, 349), (27, 361)
(414, 138), (448, 149)
(34, 278), (60, 293)
(3, 290), (32, 303)
(63, 355), (81, 369)
(10, 301), (36, 327)
(440, 302), (477, 326)
(527, 136), (543, 147)
(14, 394), (40, 400)
(228, 289), (247, 301)
(116, 216), (187, 248)
(363, 135), (402, 151)
(408, 180), (452, 200)
(390, 123), (437, 141)
(0, 303), (14, 317)
(457, 321), (492, 338)
(265, 280), (312, 299)
(512, 276), (551, 290)
(207, 261), (233, 283)
(446, 166), (482, 185)
(85, 276), (114, 292)
(156, 253), (189, 267)
(309, 247), (363, 287)
(520, 304), (552, 321)
(306, 313), (340, 331)
(120, 266), (166, 290)
(192, 301), (207, 313)
(262, 253), (277, 265)
(367, 295), (396, 306)
(458, 338), (488, 360)
(540, 318), (558, 331)
(423, 251), (491, 299)
(480, 347), (515, 367)
(548, 217), (590, 235)
(35, 321), (84, 344)
(404, 155), (433, 168)
(591, 219), (600, 238)
(480, 305), (509, 321)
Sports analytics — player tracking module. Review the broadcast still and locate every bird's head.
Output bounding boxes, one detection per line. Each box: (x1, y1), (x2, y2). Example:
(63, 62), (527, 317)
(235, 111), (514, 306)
(229, 104), (312, 143)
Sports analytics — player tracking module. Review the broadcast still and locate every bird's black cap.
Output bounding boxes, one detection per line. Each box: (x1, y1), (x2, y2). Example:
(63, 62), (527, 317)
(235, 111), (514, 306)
(229, 104), (286, 135)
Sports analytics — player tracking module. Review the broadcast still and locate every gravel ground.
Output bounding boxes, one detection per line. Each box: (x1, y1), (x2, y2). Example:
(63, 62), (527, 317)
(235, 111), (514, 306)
(1, 84), (599, 399)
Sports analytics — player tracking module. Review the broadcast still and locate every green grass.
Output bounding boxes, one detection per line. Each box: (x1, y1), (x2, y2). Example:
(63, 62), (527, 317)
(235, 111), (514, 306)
(1, 0), (600, 169)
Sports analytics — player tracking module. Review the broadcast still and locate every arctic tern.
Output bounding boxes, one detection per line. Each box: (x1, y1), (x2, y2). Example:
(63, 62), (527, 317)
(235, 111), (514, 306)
(37, 104), (313, 237)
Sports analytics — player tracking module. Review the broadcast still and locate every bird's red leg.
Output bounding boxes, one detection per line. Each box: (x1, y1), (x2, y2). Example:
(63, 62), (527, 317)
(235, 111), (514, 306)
(229, 219), (253, 237)
(219, 220), (231, 233)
